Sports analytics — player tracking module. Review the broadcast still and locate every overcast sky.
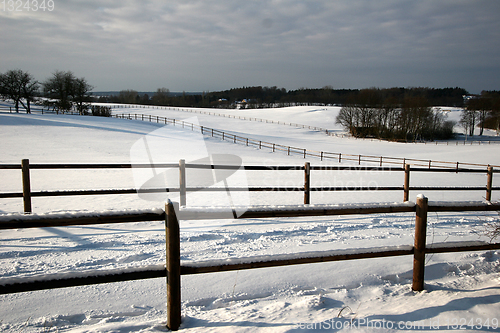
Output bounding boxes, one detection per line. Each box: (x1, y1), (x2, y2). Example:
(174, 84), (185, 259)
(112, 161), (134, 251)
(2, 0), (499, 93)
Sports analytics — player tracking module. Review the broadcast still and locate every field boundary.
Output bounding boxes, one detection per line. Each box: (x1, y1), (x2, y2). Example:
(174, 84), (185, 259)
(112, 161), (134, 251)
(1, 199), (500, 330)
(112, 112), (500, 169)
(1, 159), (498, 213)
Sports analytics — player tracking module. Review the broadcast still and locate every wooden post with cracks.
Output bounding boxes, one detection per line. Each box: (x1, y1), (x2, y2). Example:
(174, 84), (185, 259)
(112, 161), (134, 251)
(304, 162), (310, 204)
(486, 166), (493, 202)
(166, 200), (181, 330)
(404, 164), (411, 202)
(412, 195), (428, 291)
(22, 159), (32, 214)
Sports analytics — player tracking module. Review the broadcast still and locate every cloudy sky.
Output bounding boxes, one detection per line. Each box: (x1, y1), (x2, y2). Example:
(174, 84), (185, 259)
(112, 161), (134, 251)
(2, 0), (499, 93)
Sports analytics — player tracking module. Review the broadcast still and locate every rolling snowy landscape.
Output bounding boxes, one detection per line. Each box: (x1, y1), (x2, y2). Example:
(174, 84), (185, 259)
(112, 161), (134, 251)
(1, 104), (500, 332)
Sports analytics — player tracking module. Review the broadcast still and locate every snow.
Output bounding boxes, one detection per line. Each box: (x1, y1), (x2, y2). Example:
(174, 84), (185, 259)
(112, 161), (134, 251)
(1, 105), (500, 332)
(182, 245), (415, 270)
(0, 208), (165, 223)
(0, 264), (166, 287)
(427, 241), (491, 250)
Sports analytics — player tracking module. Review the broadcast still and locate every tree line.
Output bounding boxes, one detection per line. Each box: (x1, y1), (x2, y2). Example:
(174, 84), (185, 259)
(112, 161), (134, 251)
(460, 91), (500, 136)
(335, 88), (500, 141)
(335, 89), (456, 141)
(0, 69), (470, 114)
(0, 69), (93, 114)
(2, 69), (499, 138)
(96, 86), (469, 109)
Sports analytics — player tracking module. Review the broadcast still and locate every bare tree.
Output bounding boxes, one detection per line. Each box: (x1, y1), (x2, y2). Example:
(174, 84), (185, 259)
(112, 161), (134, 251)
(460, 109), (477, 137)
(336, 89), (381, 137)
(0, 69), (39, 113)
(19, 72), (40, 114)
(42, 70), (76, 113)
(42, 71), (93, 114)
(73, 77), (93, 115)
(467, 95), (492, 136)
(118, 90), (139, 104)
(151, 87), (170, 105)
(336, 104), (357, 132)
(484, 213), (500, 242)
(400, 97), (433, 141)
(336, 92), (452, 141)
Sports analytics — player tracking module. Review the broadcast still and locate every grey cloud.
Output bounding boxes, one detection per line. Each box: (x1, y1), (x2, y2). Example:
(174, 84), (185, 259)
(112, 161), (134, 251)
(1, 0), (499, 92)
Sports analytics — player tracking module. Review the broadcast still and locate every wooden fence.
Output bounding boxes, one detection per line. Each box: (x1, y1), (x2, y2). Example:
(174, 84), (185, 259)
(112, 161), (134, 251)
(0, 106), (56, 114)
(3, 104), (500, 146)
(109, 106), (500, 145)
(113, 112), (500, 167)
(1, 198), (500, 330)
(0, 159), (498, 214)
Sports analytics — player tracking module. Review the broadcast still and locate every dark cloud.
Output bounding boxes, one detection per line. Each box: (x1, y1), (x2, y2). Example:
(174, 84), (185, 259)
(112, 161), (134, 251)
(1, 0), (499, 93)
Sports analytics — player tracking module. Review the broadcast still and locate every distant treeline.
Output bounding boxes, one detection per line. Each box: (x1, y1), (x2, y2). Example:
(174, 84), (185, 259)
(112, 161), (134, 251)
(336, 89), (455, 141)
(95, 86), (469, 108)
(2, 68), (499, 140)
(460, 90), (500, 136)
(336, 89), (500, 141)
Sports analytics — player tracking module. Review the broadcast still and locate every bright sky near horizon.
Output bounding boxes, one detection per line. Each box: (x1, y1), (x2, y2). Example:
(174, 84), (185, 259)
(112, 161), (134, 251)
(1, 0), (499, 93)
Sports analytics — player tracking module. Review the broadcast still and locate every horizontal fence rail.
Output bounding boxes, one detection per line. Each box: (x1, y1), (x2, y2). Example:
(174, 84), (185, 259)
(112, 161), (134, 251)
(0, 159), (498, 213)
(1, 199), (500, 330)
(112, 112), (500, 169)
(3, 106), (500, 147)
(103, 106), (500, 145)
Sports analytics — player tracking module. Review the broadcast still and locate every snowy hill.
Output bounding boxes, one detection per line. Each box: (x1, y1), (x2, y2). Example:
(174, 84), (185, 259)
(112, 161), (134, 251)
(0, 106), (499, 332)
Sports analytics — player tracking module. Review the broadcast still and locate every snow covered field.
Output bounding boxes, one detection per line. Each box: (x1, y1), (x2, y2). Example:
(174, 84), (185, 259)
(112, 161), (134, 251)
(1, 105), (500, 332)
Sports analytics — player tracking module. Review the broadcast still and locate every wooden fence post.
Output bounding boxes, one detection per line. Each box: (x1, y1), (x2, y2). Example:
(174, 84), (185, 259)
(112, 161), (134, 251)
(22, 159), (32, 214)
(166, 200), (181, 331)
(412, 194), (428, 291)
(404, 164), (411, 202)
(179, 160), (186, 206)
(486, 166), (493, 202)
(304, 162), (311, 204)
